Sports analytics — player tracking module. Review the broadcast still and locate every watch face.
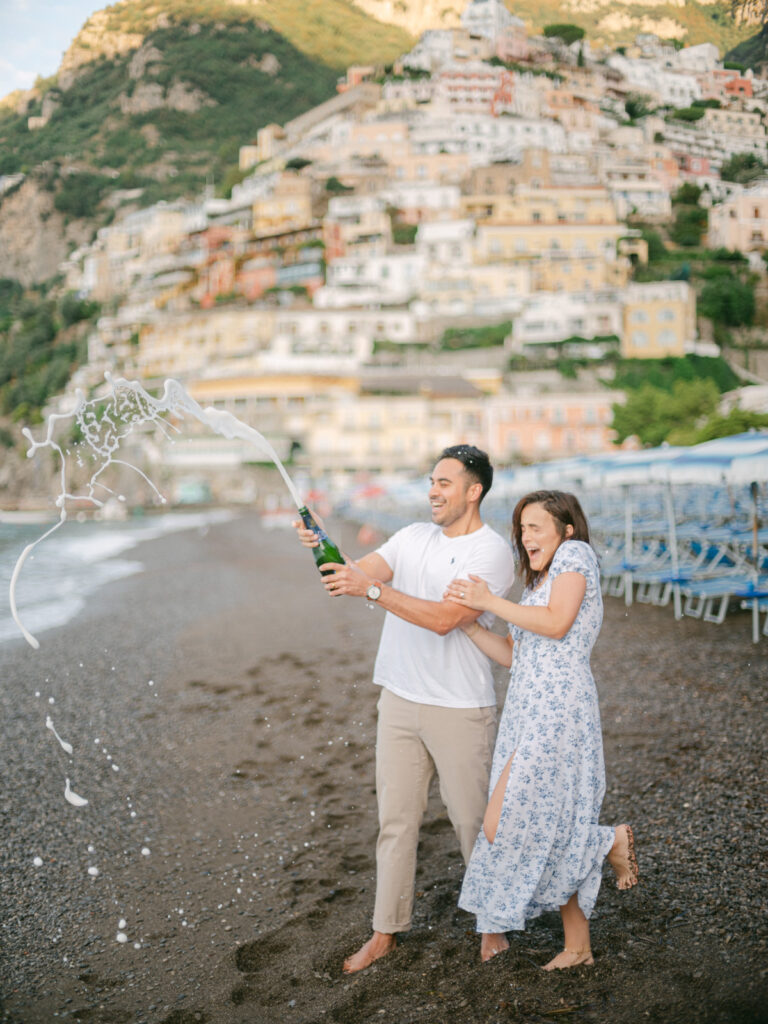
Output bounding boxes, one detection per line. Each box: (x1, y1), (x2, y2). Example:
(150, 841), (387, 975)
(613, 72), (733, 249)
(367, 583), (382, 601)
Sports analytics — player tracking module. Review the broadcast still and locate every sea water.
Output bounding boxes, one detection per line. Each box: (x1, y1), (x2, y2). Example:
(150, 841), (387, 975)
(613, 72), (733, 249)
(0, 510), (234, 646)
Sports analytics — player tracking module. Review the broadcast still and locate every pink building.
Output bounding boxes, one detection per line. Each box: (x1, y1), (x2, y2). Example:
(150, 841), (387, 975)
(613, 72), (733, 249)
(675, 153), (711, 177)
(434, 62), (515, 116)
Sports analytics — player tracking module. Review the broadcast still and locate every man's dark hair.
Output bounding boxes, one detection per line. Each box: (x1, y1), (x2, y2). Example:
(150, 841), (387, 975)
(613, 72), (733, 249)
(438, 444), (494, 503)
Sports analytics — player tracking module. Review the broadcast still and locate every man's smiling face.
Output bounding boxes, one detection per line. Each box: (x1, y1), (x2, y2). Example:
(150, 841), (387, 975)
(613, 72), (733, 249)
(428, 457), (475, 529)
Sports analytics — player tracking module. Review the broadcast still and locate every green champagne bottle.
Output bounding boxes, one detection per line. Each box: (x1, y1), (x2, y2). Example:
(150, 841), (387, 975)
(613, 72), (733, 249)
(298, 506), (344, 575)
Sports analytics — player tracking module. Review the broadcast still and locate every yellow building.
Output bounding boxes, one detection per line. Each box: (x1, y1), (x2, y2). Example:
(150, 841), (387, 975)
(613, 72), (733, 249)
(137, 308), (276, 380)
(621, 282), (696, 359)
(252, 172), (314, 236)
(470, 184), (628, 292)
(417, 262), (531, 312)
(239, 123), (286, 169)
(389, 150), (471, 185)
(469, 184), (620, 226)
(323, 196), (392, 260)
(474, 223), (628, 290)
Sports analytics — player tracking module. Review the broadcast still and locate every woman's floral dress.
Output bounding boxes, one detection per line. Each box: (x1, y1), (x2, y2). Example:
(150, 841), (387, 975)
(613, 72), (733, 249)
(459, 540), (616, 933)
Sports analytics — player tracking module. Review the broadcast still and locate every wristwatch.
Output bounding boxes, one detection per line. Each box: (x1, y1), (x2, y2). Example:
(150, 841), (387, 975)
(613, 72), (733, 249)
(365, 580), (382, 602)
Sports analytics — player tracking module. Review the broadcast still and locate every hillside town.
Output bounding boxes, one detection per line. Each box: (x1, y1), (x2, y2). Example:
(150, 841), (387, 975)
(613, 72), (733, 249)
(52, 0), (768, 482)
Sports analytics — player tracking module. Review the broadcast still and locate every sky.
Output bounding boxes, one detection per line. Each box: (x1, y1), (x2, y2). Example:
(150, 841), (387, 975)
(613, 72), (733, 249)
(0, 0), (105, 100)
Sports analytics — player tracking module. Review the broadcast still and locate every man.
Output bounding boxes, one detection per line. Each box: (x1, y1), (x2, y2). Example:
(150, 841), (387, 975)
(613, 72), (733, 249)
(295, 445), (516, 973)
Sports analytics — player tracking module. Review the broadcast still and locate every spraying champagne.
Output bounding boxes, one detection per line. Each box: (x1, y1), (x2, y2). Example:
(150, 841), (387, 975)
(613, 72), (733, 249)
(297, 506), (344, 575)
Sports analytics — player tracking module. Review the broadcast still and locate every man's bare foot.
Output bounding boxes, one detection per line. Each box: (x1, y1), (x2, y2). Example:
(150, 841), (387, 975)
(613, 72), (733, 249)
(607, 824), (639, 891)
(342, 932), (396, 974)
(481, 932), (509, 963)
(542, 947), (594, 971)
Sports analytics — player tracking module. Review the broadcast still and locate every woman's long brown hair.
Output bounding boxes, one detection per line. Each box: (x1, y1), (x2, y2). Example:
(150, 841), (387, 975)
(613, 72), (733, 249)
(512, 490), (591, 589)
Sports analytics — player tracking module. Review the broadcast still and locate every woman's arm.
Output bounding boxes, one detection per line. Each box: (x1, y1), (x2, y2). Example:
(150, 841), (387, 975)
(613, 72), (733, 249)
(445, 572), (587, 640)
(461, 620), (514, 668)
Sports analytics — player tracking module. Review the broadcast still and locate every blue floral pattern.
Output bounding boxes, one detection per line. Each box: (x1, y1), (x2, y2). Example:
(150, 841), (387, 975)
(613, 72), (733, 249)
(459, 540), (616, 933)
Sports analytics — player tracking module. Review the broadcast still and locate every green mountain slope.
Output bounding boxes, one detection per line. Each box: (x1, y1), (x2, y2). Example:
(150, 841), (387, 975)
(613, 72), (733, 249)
(726, 23), (768, 71)
(0, 1), (412, 204)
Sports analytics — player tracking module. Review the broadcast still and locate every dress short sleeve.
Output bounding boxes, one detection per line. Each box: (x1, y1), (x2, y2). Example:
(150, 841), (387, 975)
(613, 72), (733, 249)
(548, 540), (598, 581)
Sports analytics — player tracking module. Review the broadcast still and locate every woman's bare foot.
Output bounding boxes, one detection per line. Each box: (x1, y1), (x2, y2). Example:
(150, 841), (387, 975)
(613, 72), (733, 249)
(542, 947), (594, 971)
(342, 932), (396, 974)
(480, 932), (509, 963)
(608, 824), (639, 891)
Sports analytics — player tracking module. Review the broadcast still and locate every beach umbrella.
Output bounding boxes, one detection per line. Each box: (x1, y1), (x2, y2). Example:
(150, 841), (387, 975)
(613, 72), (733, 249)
(648, 432), (768, 639)
(574, 446), (689, 608)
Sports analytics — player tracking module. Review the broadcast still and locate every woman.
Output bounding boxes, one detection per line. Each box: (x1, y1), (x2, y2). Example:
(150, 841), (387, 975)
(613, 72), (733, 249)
(444, 490), (638, 969)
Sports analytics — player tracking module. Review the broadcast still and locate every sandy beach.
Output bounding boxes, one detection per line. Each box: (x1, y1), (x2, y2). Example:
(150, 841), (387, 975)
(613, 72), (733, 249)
(0, 510), (766, 1024)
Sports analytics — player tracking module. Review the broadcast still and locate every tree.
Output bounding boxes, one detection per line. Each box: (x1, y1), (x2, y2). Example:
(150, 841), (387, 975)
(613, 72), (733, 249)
(612, 379), (720, 446)
(325, 175), (353, 193)
(640, 228), (667, 261)
(624, 93), (653, 121)
(673, 182), (702, 205)
(59, 291), (99, 326)
(691, 406), (768, 443)
(698, 275), (755, 326)
(543, 23), (585, 46)
(668, 106), (705, 122)
(720, 152), (767, 184)
(218, 164), (249, 199)
(669, 205), (707, 247)
(53, 172), (111, 218)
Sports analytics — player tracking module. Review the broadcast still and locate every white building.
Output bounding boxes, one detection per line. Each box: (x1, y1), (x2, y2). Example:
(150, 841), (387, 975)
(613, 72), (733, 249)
(661, 117), (768, 169)
(381, 76), (435, 110)
(509, 292), (621, 354)
(609, 179), (672, 220)
(402, 30), (465, 73)
(461, 0), (516, 42)
(379, 182), (461, 221)
(415, 218), (476, 266)
(608, 55), (702, 108)
(316, 252), (427, 307)
(409, 112), (567, 163)
(266, 309), (417, 371)
(674, 43), (720, 73)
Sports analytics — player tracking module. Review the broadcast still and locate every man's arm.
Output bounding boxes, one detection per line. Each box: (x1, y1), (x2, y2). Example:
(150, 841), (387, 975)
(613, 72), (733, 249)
(320, 557), (481, 636)
(293, 521), (481, 635)
(372, 580), (482, 636)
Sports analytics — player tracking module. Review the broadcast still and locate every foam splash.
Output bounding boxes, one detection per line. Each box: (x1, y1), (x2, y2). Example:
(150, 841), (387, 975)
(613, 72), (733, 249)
(11, 374), (303, 647)
(64, 778), (88, 807)
(45, 715), (73, 755)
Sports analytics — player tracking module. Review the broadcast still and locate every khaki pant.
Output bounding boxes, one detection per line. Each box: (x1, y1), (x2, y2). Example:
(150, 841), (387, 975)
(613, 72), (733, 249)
(372, 687), (497, 934)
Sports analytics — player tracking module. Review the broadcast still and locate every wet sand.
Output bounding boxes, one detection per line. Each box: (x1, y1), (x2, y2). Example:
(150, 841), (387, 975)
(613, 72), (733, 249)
(0, 511), (765, 1024)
